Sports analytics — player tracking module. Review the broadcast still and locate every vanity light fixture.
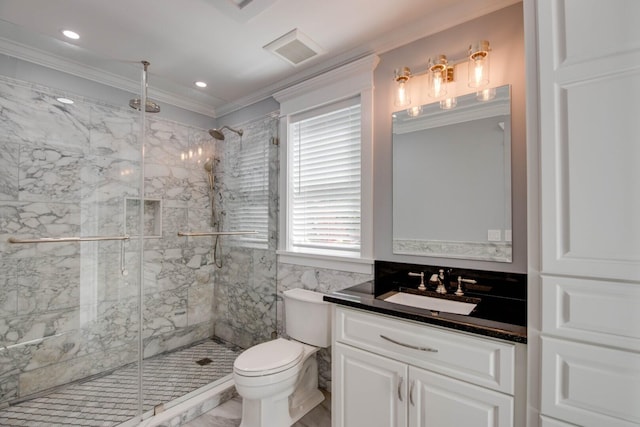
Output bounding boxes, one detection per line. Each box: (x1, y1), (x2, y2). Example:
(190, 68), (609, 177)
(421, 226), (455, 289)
(468, 40), (491, 88)
(393, 67), (412, 107)
(427, 55), (448, 98)
(393, 39), (491, 110)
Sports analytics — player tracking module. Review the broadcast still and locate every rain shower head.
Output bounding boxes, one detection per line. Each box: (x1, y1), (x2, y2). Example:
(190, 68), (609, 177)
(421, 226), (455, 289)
(129, 60), (160, 113)
(208, 126), (243, 140)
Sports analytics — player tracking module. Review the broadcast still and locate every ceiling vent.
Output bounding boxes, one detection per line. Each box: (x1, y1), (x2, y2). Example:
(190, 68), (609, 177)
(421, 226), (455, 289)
(264, 29), (323, 66)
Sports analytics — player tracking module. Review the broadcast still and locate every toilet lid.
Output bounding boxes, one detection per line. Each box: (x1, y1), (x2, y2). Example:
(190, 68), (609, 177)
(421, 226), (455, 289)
(234, 338), (304, 377)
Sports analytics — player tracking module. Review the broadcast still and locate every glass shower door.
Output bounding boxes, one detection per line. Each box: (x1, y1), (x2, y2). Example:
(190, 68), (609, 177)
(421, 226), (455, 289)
(0, 61), (145, 425)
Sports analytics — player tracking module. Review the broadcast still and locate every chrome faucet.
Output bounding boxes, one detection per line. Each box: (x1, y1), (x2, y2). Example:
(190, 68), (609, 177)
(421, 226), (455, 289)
(435, 269), (449, 294)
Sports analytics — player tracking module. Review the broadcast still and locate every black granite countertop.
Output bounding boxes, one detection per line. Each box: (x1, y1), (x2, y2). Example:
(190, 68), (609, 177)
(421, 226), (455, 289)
(324, 280), (527, 344)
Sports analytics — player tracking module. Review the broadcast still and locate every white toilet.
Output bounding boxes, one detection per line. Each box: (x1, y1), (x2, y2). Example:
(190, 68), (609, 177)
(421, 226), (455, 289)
(233, 288), (331, 427)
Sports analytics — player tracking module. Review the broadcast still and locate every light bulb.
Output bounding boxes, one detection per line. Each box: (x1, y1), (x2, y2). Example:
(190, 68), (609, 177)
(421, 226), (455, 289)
(395, 81), (410, 107)
(468, 40), (490, 88)
(428, 55), (448, 98)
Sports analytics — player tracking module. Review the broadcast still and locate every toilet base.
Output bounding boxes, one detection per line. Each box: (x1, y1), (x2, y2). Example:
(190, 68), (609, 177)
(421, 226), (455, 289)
(238, 355), (324, 427)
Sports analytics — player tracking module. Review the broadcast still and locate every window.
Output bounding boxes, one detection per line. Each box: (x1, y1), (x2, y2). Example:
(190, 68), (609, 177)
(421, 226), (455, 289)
(274, 55), (378, 273)
(289, 98), (361, 256)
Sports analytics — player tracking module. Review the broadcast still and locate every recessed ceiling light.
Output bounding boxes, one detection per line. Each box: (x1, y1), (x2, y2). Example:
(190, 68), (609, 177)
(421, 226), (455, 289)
(194, 81), (207, 88)
(61, 29), (80, 40)
(56, 97), (74, 105)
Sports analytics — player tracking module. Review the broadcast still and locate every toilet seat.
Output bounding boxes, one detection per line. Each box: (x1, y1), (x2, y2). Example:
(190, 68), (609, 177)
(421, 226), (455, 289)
(234, 338), (304, 377)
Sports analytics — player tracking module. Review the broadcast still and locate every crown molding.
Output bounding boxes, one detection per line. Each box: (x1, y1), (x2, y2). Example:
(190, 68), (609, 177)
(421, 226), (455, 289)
(0, 37), (219, 117)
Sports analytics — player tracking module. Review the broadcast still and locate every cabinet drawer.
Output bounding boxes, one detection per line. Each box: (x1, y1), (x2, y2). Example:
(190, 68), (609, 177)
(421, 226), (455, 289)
(541, 336), (640, 427)
(335, 307), (515, 394)
(542, 275), (640, 351)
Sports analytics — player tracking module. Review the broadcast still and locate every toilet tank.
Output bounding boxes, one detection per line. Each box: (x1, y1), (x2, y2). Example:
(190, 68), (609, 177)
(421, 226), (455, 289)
(283, 288), (331, 347)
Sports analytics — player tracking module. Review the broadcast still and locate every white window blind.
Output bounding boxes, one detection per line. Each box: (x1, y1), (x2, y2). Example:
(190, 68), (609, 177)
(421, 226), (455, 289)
(225, 132), (269, 248)
(289, 98), (361, 254)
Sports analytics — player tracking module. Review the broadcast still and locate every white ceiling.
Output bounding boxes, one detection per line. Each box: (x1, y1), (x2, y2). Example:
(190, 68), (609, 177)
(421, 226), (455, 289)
(0, 0), (518, 117)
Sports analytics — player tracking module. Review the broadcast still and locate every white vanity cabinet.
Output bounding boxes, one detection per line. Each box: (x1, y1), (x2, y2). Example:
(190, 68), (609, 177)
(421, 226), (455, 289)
(332, 306), (525, 427)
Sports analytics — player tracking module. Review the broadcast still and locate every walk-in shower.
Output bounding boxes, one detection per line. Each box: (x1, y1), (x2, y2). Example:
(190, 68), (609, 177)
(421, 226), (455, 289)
(0, 55), (246, 426)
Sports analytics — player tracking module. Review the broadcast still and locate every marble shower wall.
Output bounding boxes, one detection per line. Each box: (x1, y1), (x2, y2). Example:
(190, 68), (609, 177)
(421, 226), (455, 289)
(0, 75), (216, 404)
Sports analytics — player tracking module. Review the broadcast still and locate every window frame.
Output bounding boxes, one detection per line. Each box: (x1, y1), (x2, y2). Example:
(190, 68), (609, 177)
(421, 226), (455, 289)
(273, 55), (378, 274)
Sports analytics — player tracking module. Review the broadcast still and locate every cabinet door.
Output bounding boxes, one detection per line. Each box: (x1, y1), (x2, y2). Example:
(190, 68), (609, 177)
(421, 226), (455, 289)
(333, 342), (407, 427)
(409, 366), (513, 427)
(537, 0), (640, 281)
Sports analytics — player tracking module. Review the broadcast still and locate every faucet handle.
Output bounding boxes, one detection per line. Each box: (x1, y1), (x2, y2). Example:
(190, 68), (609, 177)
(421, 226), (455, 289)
(408, 272), (426, 291)
(455, 276), (477, 296)
(455, 276), (465, 296)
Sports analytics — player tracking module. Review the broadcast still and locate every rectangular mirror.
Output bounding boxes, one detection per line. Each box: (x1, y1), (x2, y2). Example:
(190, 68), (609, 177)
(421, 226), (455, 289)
(392, 84), (512, 262)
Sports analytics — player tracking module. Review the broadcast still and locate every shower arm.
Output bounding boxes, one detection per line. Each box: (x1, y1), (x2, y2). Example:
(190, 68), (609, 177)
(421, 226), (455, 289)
(218, 125), (243, 137)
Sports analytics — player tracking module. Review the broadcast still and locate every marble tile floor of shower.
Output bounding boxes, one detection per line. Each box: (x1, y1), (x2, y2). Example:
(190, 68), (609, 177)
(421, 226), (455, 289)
(181, 389), (331, 427)
(0, 339), (240, 427)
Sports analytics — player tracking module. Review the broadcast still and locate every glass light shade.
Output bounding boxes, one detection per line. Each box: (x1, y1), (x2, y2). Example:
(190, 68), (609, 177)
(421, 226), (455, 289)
(429, 71), (446, 98)
(428, 55), (448, 98)
(468, 40), (490, 88)
(394, 67), (412, 107)
(395, 80), (411, 107)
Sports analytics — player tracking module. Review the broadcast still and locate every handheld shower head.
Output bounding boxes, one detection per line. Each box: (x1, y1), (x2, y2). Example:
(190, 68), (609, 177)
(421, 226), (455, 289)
(208, 125), (243, 140)
(204, 158), (214, 190)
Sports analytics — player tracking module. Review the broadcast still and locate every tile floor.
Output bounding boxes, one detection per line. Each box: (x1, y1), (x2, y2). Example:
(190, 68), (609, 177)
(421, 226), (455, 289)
(181, 389), (331, 427)
(0, 340), (240, 426)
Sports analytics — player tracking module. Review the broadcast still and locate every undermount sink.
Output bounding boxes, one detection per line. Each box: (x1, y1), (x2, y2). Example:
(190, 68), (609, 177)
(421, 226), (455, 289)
(382, 292), (478, 315)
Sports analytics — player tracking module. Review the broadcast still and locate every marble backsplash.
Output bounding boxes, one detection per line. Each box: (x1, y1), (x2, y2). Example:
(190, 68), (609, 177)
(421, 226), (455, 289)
(0, 75), (217, 404)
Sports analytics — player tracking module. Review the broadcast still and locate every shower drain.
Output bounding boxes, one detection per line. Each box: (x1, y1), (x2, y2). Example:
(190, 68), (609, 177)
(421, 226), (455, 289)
(195, 357), (213, 366)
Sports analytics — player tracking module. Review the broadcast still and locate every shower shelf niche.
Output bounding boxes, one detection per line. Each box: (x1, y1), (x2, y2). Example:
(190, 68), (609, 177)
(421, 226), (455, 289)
(125, 197), (162, 238)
